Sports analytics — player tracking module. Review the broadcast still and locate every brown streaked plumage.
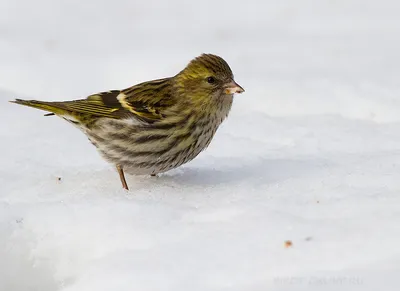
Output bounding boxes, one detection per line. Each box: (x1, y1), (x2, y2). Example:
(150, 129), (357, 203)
(11, 54), (244, 190)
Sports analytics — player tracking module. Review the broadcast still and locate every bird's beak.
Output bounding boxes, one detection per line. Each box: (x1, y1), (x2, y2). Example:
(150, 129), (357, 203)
(224, 81), (245, 95)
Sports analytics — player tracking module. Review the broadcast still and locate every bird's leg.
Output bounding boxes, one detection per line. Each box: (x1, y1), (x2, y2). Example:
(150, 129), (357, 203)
(116, 165), (129, 190)
(150, 174), (157, 177)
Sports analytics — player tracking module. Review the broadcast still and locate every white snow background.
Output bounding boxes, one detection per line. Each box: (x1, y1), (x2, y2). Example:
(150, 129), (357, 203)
(1, 0), (400, 290)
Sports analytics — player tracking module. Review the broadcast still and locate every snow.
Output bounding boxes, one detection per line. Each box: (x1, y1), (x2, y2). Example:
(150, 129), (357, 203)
(1, 0), (400, 290)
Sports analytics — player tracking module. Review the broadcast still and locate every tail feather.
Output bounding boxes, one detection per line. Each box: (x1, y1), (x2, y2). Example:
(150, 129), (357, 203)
(10, 99), (69, 116)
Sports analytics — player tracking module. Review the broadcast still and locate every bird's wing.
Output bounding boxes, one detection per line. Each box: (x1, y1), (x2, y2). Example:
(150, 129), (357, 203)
(12, 78), (177, 125)
(114, 78), (176, 123)
(84, 78), (175, 123)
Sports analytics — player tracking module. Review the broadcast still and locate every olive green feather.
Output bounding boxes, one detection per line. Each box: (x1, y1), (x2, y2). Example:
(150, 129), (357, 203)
(11, 77), (177, 125)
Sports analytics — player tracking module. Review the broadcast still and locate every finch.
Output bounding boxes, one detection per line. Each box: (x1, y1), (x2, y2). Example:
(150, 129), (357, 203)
(11, 54), (244, 190)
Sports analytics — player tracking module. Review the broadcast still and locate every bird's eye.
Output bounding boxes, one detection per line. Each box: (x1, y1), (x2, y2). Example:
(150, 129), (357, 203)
(207, 76), (215, 84)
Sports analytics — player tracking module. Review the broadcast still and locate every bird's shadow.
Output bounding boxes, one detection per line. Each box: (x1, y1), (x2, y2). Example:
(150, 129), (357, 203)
(147, 156), (330, 188)
(7, 156), (331, 196)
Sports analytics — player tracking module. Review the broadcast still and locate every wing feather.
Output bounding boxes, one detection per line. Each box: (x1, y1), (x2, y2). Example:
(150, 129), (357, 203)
(67, 78), (175, 122)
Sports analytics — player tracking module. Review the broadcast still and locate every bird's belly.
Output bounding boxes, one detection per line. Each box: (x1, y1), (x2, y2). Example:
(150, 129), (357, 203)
(86, 118), (219, 175)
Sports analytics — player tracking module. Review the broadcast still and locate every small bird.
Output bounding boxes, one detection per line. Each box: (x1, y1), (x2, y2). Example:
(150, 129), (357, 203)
(11, 54), (244, 190)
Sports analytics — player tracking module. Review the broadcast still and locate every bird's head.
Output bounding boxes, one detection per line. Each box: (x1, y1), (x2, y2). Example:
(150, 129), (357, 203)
(174, 54), (244, 103)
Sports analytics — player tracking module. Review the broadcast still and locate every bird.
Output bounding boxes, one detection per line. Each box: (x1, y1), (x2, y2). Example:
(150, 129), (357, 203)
(11, 54), (244, 190)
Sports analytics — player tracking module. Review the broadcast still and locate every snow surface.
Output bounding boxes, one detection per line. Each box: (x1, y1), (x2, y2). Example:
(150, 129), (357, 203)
(1, 0), (400, 290)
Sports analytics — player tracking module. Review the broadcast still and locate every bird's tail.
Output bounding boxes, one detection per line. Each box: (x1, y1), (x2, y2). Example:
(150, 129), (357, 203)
(10, 99), (68, 116)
